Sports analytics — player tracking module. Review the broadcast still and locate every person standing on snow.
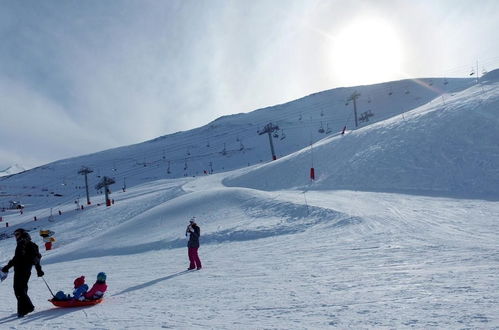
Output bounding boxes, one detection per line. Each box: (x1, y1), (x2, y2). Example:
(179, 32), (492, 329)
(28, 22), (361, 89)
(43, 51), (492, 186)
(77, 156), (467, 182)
(186, 218), (202, 270)
(1, 228), (44, 318)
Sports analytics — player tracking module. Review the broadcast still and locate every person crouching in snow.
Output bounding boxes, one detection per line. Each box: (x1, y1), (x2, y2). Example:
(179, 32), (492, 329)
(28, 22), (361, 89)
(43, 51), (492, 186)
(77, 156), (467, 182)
(84, 272), (107, 300)
(186, 218), (202, 270)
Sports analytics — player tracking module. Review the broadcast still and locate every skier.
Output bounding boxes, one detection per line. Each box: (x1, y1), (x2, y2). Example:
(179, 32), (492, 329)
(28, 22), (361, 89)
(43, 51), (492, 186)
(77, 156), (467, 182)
(186, 218), (202, 270)
(1, 228), (44, 317)
(84, 272), (107, 300)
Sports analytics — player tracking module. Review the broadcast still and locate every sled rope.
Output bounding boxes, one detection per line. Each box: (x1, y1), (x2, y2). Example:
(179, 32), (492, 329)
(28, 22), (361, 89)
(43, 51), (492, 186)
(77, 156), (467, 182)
(42, 277), (55, 298)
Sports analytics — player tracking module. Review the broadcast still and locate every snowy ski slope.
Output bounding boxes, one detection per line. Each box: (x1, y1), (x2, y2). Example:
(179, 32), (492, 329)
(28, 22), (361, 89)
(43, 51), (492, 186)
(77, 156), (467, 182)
(0, 72), (497, 329)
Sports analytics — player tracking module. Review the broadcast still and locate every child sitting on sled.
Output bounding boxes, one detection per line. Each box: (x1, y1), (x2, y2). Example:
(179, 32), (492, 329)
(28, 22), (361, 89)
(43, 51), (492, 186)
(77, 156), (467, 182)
(84, 272), (108, 300)
(72, 276), (89, 300)
(54, 275), (89, 301)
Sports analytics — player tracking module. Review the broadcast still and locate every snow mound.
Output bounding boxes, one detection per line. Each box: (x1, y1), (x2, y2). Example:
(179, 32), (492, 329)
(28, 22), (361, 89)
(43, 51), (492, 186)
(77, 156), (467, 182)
(42, 187), (355, 264)
(225, 82), (499, 199)
(480, 68), (499, 83)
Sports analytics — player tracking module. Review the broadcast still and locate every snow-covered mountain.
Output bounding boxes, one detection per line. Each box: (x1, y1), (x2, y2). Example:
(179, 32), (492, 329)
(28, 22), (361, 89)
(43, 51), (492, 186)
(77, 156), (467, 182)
(0, 72), (497, 329)
(0, 164), (25, 177)
(0, 76), (474, 212)
(225, 75), (499, 199)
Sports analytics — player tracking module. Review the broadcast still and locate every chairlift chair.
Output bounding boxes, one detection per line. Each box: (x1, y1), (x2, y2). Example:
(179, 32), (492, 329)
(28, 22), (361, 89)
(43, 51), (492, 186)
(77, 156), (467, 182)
(318, 122), (325, 134)
(280, 129), (286, 140)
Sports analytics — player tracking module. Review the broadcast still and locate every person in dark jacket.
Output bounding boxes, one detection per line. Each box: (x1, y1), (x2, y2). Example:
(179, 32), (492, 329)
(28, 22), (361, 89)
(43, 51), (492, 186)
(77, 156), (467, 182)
(185, 218), (202, 270)
(1, 228), (44, 317)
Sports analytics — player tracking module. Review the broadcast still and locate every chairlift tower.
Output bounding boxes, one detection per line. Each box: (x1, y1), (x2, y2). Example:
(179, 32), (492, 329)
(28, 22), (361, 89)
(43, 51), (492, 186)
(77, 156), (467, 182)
(258, 123), (279, 161)
(95, 176), (115, 207)
(347, 91), (361, 128)
(78, 166), (93, 205)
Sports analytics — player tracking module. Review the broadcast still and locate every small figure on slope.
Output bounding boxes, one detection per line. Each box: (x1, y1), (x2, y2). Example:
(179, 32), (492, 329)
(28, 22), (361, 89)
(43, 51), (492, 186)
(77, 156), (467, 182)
(186, 218), (202, 270)
(39, 230), (56, 251)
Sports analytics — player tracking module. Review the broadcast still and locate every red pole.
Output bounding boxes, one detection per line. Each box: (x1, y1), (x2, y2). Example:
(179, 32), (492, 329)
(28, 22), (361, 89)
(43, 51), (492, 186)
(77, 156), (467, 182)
(310, 167), (315, 180)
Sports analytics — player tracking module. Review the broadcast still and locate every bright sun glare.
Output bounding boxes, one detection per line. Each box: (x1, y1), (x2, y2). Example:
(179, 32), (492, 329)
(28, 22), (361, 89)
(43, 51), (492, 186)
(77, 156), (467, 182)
(331, 17), (404, 86)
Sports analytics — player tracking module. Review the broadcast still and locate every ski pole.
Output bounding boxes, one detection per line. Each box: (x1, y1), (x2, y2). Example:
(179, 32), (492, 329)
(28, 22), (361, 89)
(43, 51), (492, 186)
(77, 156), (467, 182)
(41, 276), (55, 298)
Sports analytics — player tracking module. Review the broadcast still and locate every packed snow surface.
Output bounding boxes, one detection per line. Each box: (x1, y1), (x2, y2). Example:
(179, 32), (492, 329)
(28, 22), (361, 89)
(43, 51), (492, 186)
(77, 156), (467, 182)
(0, 75), (498, 328)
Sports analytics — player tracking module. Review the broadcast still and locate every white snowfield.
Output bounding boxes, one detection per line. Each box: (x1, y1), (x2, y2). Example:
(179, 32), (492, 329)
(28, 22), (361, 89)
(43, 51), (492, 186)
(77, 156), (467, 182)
(0, 73), (498, 329)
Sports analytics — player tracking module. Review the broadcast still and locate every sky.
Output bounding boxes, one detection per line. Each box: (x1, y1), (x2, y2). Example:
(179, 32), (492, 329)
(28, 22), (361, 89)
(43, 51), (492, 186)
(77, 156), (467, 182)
(1, 0), (499, 170)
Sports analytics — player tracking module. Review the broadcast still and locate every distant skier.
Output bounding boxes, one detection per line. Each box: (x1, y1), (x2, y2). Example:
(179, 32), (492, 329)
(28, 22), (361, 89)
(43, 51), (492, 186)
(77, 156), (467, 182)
(186, 218), (202, 270)
(1, 228), (44, 318)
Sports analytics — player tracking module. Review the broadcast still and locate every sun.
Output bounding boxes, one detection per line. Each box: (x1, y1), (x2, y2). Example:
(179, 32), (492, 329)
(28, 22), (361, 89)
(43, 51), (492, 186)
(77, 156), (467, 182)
(330, 17), (404, 86)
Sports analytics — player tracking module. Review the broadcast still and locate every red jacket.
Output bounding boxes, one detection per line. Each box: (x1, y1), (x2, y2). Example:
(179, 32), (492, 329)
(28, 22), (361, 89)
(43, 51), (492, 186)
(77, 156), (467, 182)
(84, 282), (107, 299)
